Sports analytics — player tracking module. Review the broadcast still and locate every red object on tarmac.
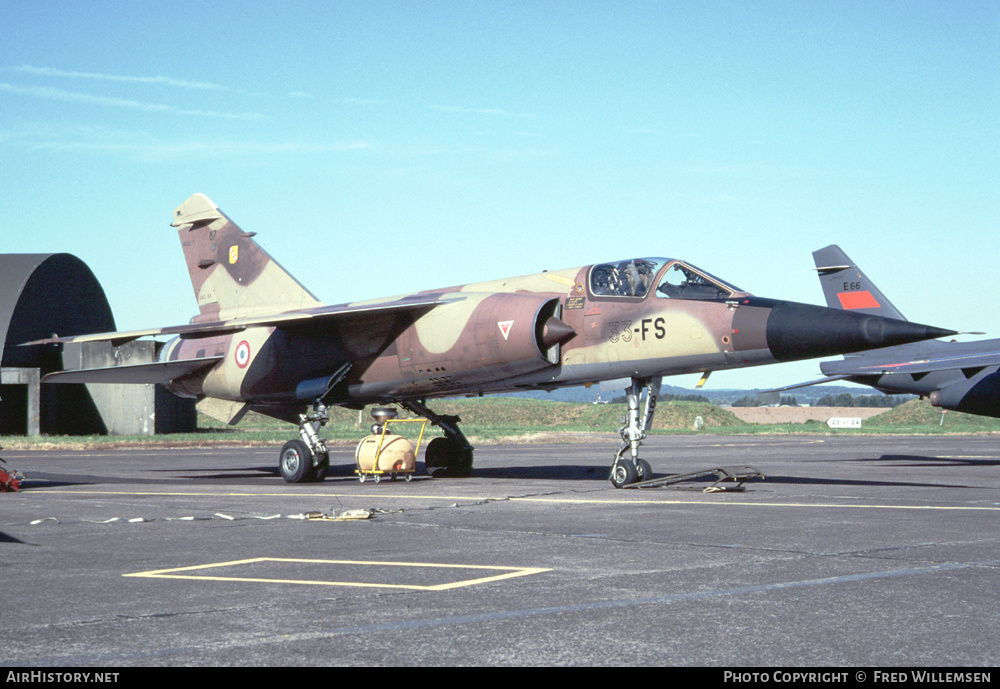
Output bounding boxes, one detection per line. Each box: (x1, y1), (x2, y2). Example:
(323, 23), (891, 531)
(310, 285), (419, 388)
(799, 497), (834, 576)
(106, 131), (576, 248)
(0, 457), (24, 492)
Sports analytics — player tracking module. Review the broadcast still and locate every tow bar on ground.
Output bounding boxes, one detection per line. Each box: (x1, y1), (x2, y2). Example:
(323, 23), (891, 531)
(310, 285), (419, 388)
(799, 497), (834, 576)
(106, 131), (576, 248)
(624, 465), (764, 492)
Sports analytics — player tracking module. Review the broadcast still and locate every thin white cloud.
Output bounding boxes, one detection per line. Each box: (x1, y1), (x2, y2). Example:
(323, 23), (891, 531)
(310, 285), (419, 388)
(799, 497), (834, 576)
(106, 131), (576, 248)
(623, 126), (663, 136)
(0, 83), (266, 120)
(150, 140), (372, 156)
(1, 125), (370, 160)
(339, 97), (387, 105)
(11, 65), (223, 90)
(429, 104), (536, 118)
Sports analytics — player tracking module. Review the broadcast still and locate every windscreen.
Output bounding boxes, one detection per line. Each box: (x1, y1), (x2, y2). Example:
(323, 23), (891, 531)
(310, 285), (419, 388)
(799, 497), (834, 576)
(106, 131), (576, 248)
(655, 262), (743, 300)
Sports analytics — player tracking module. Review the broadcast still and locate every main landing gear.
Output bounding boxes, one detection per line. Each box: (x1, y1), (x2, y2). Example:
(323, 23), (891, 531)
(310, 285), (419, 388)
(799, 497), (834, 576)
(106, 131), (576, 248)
(400, 399), (474, 477)
(279, 401), (331, 483)
(277, 398), (476, 483)
(609, 376), (661, 489)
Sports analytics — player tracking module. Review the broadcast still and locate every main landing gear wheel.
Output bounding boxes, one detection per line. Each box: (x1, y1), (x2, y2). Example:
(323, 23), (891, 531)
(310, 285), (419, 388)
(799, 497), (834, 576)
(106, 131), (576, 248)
(279, 439), (325, 483)
(397, 399), (475, 478)
(312, 453), (330, 482)
(278, 400), (333, 483)
(424, 437), (474, 477)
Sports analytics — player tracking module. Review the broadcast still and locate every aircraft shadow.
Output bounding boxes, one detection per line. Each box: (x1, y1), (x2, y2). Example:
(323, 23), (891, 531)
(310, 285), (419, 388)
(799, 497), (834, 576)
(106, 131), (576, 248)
(460, 465), (610, 481)
(811, 454), (1000, 468)
(760, 475), (976, 490)
(875, 454), (1000, 468)
(20, 456), (986, 490)
(10, 473), (97, 489)
(1, 530), (24, 543)
(169, 463), (612, 483)
(163, 466), (288, 481)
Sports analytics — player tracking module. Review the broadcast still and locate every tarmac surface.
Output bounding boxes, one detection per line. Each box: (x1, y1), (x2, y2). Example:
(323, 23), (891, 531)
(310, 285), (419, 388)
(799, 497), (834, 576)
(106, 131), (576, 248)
(1, 433), (999, 667)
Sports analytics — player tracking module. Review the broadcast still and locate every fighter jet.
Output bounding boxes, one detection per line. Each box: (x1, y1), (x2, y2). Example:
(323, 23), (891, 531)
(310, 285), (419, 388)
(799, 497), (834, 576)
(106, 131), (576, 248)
(770, 244), (1000, 418)
(26, 195), (958, 487)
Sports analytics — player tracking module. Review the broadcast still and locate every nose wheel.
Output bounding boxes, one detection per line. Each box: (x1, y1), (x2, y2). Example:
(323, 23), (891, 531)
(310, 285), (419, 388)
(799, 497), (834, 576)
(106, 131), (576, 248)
(609, 458), (652, 488)
(609, 459), (637, 488)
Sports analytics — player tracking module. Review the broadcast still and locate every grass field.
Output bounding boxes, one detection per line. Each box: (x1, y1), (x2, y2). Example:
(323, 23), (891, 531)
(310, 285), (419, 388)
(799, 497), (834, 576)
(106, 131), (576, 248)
(2, 397), (998, 451)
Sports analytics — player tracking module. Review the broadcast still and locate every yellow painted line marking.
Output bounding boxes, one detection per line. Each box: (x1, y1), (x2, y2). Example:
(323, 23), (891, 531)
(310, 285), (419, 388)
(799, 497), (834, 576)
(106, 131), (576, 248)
(124, 558), (551, 590)
(514, 497), (1000, 511)
(934, 455), (1000, 458)
(685, 440), (827, 447)
(29, 489), (1000, 512)
(31, 489), (512, 501)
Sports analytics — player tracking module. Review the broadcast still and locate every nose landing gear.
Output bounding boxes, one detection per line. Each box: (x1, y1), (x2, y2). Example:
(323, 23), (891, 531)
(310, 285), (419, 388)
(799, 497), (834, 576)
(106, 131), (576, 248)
(608, 376), (660, 488)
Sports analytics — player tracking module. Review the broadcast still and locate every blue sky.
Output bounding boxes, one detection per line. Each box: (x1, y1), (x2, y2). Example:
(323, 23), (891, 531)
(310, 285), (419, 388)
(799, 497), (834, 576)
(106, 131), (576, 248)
(2, 1), (998, 390)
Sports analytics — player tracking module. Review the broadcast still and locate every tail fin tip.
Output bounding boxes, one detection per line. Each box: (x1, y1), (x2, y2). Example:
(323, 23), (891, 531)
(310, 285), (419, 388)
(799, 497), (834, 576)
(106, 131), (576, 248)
(172, 193), (322, 321)
(172, 193), (222, 227)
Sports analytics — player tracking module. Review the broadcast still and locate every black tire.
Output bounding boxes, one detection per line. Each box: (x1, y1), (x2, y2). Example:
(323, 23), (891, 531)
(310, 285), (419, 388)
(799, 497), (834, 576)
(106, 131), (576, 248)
(311, 453), (329, 482)
(636, 459), (652, 482)
(424, 437), (450, 468)
(425, 437), (474, 476)
(279, 439), (316, 483)
(609, 460), (638, 488)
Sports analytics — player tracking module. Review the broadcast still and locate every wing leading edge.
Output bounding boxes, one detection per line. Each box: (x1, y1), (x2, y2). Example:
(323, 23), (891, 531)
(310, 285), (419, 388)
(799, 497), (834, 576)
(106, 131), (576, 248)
(41, 356), (224, 385)
(823, 347), (1000, 378)
(22, 295), (465, 348)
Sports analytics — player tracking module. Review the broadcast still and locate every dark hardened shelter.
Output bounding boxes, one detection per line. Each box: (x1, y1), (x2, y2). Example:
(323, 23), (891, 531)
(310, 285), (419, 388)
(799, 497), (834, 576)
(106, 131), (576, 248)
(0, 253), (194, 435)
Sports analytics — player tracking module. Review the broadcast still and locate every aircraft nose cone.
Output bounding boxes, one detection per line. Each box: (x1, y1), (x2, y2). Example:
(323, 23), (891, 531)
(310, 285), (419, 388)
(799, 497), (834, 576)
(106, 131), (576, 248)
(762, 300), (956, 362)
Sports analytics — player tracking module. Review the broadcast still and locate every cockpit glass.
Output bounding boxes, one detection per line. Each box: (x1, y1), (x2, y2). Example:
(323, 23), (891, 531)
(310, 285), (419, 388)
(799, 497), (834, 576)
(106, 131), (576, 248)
(589, 259), (660, 298)
(656, 262), (742, 300)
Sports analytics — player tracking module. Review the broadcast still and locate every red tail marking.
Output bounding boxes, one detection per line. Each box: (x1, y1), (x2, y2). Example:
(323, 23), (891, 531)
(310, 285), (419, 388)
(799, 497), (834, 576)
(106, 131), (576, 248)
(837, 291), (881, 310)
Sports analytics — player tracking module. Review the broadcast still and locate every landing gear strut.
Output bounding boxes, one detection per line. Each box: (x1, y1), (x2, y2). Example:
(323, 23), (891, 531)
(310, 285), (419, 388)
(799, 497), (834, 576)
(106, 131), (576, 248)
(279, 400), (330, 483)
(609, 376), (660, 488)
(399, 399), (474, 477)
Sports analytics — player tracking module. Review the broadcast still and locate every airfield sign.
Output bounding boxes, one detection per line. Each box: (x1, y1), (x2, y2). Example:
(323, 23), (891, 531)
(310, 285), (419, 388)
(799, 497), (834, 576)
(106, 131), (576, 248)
(827, 417), (862, 429)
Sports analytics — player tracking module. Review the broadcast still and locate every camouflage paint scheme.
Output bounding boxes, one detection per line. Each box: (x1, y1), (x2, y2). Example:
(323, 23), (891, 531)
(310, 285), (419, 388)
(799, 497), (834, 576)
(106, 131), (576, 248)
(159, 196), (946, 410)
(32, 194), (956, 484)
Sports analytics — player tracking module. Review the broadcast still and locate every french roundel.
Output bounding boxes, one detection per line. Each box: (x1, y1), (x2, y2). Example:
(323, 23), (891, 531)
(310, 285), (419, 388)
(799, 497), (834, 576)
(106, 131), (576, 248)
(234, 340), (251, 368)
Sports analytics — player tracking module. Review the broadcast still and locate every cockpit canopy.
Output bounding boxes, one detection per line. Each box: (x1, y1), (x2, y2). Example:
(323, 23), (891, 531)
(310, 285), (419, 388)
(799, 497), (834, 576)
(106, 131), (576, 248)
(589, 258), (744, 301)
(589, 258), (660, 298)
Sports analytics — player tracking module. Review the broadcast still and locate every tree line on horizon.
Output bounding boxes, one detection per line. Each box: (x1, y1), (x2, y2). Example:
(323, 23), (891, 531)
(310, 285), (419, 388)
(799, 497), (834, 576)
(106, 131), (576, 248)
(730, 392), (913, 408)
(609, 391), (913, 408)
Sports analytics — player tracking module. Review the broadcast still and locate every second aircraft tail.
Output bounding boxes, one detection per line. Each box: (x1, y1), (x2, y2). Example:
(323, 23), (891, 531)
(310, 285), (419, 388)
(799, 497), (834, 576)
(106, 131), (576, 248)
(811, 244), (906, 321)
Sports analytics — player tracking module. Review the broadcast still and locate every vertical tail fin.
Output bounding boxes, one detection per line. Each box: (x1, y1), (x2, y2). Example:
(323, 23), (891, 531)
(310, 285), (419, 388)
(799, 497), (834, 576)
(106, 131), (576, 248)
(171, 193), (322, 322)
(812, 244), (906, 321)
